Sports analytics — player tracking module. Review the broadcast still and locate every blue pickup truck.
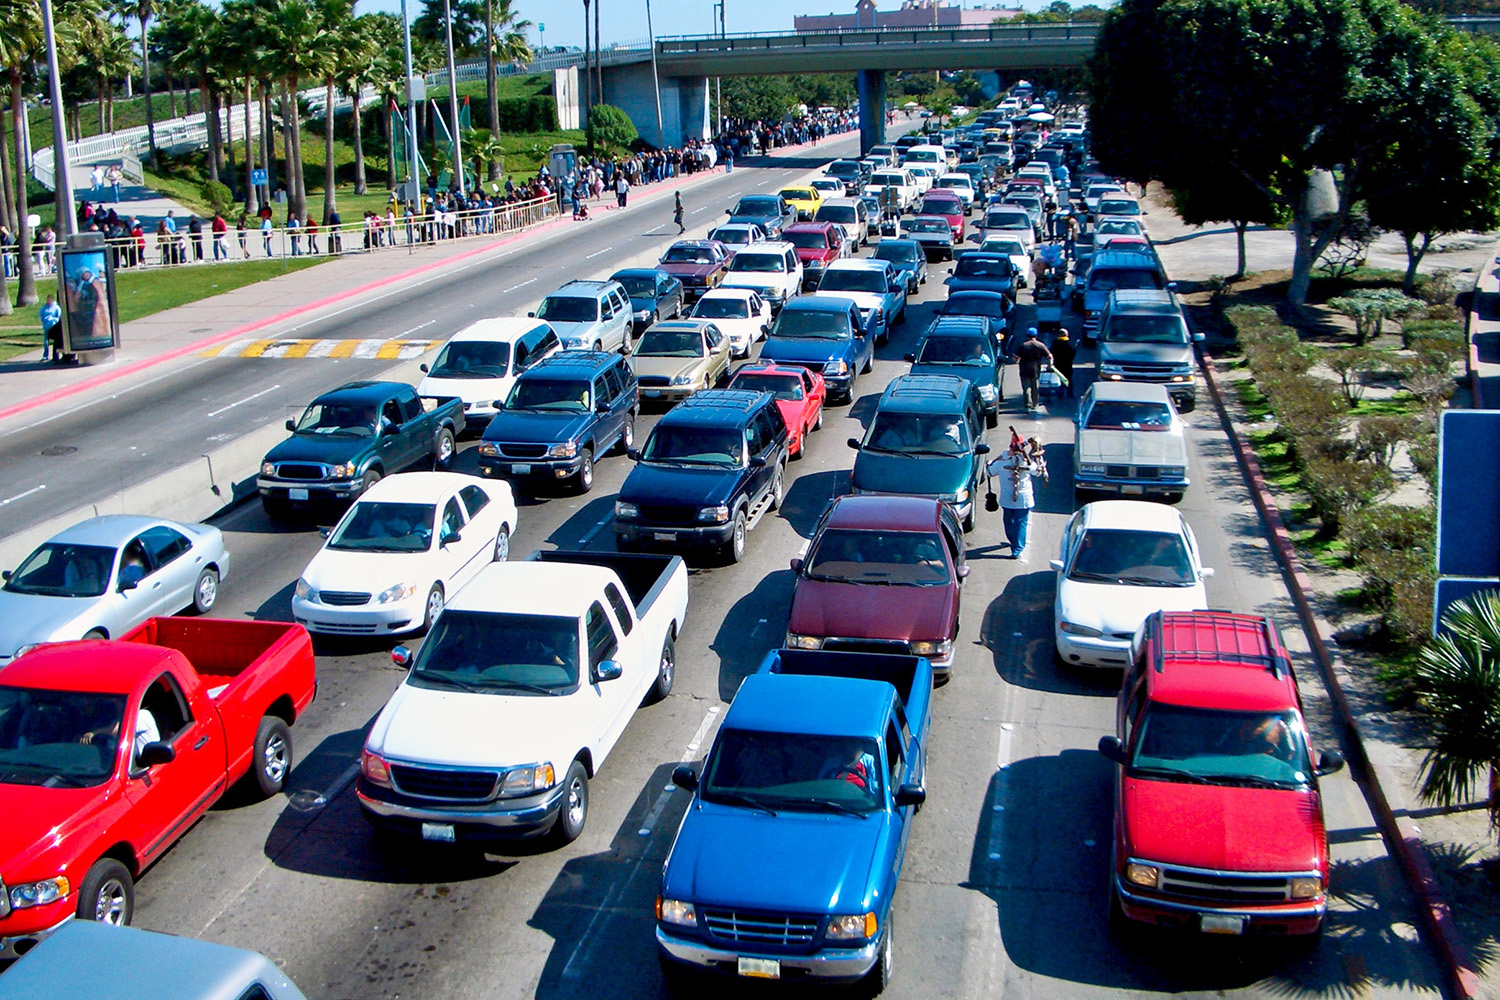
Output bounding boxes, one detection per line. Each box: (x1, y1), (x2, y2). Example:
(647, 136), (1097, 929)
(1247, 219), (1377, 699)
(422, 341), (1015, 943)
(656, 648), (932, 995)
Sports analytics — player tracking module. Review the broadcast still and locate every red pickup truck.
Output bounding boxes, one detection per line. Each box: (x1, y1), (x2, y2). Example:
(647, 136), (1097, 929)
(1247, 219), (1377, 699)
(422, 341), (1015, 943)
(0, 618), (316, 956)
(1098, 611), (1344, 938)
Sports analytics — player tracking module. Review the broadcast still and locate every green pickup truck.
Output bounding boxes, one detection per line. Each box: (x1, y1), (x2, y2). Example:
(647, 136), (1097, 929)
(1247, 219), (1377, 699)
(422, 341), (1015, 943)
(257, 380), (465, 520)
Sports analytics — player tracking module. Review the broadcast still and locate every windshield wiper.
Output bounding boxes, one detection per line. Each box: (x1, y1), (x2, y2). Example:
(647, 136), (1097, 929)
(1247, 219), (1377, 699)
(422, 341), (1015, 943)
(1210, 774), (1303, 790)
(414, 673), (486, 694)
(1113, 575), (1190, 587)
(901, 448), (963, 457)
(1068, 570), (1117, 582)
(43, 772), (92, 788)
(1129, 764), (1214, 785)
(709, 790), (779, 816)
(488, 679), (563, 696)
(800, 797), (871, 818)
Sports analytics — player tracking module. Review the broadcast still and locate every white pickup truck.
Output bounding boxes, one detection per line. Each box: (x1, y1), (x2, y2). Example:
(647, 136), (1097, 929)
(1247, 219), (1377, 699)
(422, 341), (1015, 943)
(356, 550), (689, 846)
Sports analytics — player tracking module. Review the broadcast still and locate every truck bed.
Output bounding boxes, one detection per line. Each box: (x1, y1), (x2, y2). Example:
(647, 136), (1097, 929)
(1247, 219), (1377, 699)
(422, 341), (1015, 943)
(761, 648), (931, 727)
(120, 618), (310, 697)
(531, 550), (685, 616)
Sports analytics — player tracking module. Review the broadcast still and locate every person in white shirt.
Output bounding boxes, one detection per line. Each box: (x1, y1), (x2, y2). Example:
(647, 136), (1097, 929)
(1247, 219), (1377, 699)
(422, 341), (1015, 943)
(986, 433), (1047, 561)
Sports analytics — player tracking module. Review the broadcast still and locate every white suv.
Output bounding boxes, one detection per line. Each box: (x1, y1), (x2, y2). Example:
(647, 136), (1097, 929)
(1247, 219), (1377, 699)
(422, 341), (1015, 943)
(719, 242), (804, 311)
(417, 318), (561, 426)
(531, 280), (634, 353)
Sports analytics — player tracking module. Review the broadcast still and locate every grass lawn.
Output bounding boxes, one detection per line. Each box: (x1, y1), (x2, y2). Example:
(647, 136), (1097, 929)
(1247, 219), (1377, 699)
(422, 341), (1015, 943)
(0, 257), (322, 362)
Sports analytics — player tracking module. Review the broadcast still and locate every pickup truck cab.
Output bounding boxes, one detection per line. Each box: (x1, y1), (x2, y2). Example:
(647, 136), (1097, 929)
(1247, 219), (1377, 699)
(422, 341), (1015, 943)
(658, 240), (732, 300)
(1073, 382), (1190, 502)
(758, 296), (873, 405)
(1096, 289), (1203, 412)
(358, 551), (689, 846)
(417, 318), (561, 429)
(615, 390), (790, 564)
(814, 259), (907, 345)
(0, 618), (315, 953)
(726, 195), (797, 239)
(657, 648), (931, 994)
(719, 242), (804, 312)
(532, 279), (634, 353)
(476, 351), (638, 494)
(258, 381), (464, 520)
(782, 222), (845, 291)
(1098, 611), (1345, 937)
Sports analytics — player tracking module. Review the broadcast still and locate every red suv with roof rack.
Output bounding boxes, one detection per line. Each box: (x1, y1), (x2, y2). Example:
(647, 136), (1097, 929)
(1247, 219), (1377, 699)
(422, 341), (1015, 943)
(1097, 611), (1345, 938)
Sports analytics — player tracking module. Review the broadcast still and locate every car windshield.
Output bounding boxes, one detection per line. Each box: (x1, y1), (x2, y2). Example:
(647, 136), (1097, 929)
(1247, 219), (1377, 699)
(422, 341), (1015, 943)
(1090, 269), (1165, 293)
(1085, 399), (1174, 430)
(943, 296), (1007, 321)
(982, 239), (1026, 256)
(505, 378), (591, 412)
(328, 501), (435, 552)
(955, 257), (1011, 278)
(293, 401), (377, 436)
(1131, 705), (1313, 788)
(427, 340), (511, 379)
(937, 178), (970, 190)
(987, 213), (1030, 230)
(771, 310), (851, 340)
(1088, 185), (1123, 200)
(865, 411), (969, 456)
(828, 163), (860, 178)
(703, 729), (884, 814)
(1099, 199), (1141, 216)
(728, 254), (785, 274)
(0, 687), (127, 787)
(692, 297), (750, 320)
(1068, 527), (1194, 586)
(906, 219), (949, 235)
(535, 296), (598, 323)
(920, 199), (959, 216)
(642, 425), (743, 466)
(409, 611), (579, 695)
(873, 244), (918, 265)
(1007, 196), (1042, 211)
(919, 336), (992, 366)
(819, 270), (887, 293)
(781, 189), (814, 201)
(634, 328), (704, 358)
(732, 197), (780, 216)
(662, 246), (717, 264)
(614, 275), (659, 298)
(1105, 315), (1188, 345)
(1097, 220), (1142, 236)
(816, 206), (856, 224)
(730, 372), (804, 400)
(711, 228), (753, 245)
(4, 543), (117, 598)
(805, 527), (953, 585)
(784, 231), (829, 250)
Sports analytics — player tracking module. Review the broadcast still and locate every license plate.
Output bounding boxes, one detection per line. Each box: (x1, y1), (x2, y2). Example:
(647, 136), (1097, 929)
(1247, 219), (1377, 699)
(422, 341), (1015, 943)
(421, 822), (456, 843)
(643, 389), (662, 398)
(512, 464), (531, 475)
(654, 532), (677, 542)
(1200, 913), (1245, 935)
(1122, 485), (1144, 495)
(288, 488), (309, 501)
(737, 957), (780, 979)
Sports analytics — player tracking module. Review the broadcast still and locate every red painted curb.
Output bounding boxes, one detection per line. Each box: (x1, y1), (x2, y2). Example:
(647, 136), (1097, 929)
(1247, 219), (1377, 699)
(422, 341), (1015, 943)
(1198, 350), (1482, 1000)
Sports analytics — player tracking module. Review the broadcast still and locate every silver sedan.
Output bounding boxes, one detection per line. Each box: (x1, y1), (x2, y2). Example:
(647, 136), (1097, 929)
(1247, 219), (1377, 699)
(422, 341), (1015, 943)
(0, 514), (232, 663)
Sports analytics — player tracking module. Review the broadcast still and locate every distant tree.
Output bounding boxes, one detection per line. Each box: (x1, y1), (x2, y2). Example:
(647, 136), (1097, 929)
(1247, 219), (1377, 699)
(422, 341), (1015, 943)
(721, 75), (797, 123)
(1008, 2), (1110, 22)
(1170, 175), (1285, 279)
(586, 103), (637, 154)
(948, 72), (986, 107)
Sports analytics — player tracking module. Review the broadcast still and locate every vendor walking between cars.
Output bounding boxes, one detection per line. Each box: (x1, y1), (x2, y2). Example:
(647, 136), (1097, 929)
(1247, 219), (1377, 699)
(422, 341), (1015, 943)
(1051, 331), (1076, 398)
(674, 192), (685, 234)
(1014, 328), (1054, 410)
(987, 431), (1048, 562)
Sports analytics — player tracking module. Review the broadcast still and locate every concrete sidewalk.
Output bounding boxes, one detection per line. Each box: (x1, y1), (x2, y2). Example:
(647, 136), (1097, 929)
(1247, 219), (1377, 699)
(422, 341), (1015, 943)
(1465, 242), (1500, 407)
(77, 178), (193, 231)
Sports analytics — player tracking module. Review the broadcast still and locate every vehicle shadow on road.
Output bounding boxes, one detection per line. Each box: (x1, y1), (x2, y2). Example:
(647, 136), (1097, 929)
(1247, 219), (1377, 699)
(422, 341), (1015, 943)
(711, 569), (795, 702)
(543, 494), (623, 551)
(977, 577), (1116, 698)
(253, 580), (296, 624)
(780, 470), (843, 539)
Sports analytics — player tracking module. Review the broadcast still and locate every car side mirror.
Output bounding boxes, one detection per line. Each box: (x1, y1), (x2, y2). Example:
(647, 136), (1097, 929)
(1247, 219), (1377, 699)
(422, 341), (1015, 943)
(392, 645), (413, 668)
(318, 527), (331, 539)
(789, 557), (804, 574)
(749, 455), (767, 468)
(847, 437), (862, 450)
(382, 422), (401, 436)
(956, 564), (970, 579)
(285, 418), (297, 432)
(441, 531), (462, 547)
(597, 399), (612, 413)
(527, 311), (536, 317)
(627, 448), (642, 462)
(1193, 332), (1206, 343)
(975, 443), (990, 455)
(137, 741), (176, 768)
(1201, 567), (1215, 578)
(1097, 735), (1126, 764)
(1, 570), (9, 582)
(596, 659), (624, 683)
(904, 352), (916, 362)
(492, 399), (506, 410)
(419, 363), (430, 373)
(894, 783), (926, 808)
(672, 763), (700, 791)
(118, 565), (145, 591)
(1316, 750), (1346, 776)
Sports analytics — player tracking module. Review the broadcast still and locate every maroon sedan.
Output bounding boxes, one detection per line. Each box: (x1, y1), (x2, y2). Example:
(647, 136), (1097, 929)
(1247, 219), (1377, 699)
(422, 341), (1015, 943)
(785, 495), (966, 682)
(658, 240), (731, 299)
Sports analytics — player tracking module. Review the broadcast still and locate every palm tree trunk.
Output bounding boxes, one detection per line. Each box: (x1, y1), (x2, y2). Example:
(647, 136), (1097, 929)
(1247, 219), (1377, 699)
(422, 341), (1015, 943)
(582, 0), (592, 120)
(140, 16), (159, 168)
(244, 78), (257, 215)
(258, 82), (274, 203)
(485, 0), (499, 181)
(98, 78), (107, 134)
(351, 95), (367, 195)
(11, 71), (37, 307)
(385, 101), (396, 191)
(166, 68), (177, 119)
(593, 0), (602, 106)
(323, 79), (337, 221)
(284, 81), (306, 220)
(0, 129), (15, 232)
(204, 76), (221, 187)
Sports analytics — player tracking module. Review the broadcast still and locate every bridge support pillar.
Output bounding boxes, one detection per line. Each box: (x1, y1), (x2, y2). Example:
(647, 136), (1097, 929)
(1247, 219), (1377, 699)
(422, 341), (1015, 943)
(856, 70), (886, 155)
(600, 64), (711, 147)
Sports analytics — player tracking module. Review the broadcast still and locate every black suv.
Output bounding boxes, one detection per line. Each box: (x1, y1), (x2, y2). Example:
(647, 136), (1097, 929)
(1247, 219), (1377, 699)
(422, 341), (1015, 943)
(614, 390), (790, 563)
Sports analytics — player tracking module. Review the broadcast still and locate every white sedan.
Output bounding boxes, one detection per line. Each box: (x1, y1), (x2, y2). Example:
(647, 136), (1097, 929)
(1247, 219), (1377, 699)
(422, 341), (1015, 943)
(688, 288), (771, 358)
(1050, 501), (1212, 669)
(292, 472), (517, 637)
(978, 236), (1033, 289)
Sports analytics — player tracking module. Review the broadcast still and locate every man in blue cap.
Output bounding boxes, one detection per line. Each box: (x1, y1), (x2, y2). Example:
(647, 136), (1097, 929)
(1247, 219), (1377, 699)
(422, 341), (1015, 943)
(1014, 328), (1053, 410)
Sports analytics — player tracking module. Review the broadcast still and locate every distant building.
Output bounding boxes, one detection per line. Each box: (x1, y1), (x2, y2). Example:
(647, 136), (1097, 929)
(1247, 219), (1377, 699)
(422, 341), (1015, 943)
(794, 0), (1024, 32)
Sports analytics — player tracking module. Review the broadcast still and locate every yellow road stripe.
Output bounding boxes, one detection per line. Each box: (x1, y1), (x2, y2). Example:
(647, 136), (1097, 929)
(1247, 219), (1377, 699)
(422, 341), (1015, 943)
(327, 339), (359, 358)
(240, 338), (277, 358)
(200, 338), (443, 359)
(281, 340), (318, 359)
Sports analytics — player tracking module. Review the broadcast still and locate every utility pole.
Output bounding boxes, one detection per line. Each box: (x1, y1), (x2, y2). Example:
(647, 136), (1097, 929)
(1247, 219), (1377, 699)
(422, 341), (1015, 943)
(645, 0), (665, 148)
(401, 0), (421, 203)
(714, 0), (725, 136)
(443, 0), (464, 194)
(40, 0), (75, 237)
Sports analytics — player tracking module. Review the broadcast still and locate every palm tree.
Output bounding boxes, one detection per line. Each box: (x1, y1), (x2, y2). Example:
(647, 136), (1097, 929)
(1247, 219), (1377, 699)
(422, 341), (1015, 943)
(89, 25), (135, 133)
(337, 15), (380, 197)
(1416, 593), (1500, 833)
(0, 0), (45, 307)
(581, 0), (591, 120)
(482, 0), (531, 181)
(167, 1), (225, 185)
(311, 0), (355, 222)
(363, 13), (406, 194)
(270, 0), (323, 221)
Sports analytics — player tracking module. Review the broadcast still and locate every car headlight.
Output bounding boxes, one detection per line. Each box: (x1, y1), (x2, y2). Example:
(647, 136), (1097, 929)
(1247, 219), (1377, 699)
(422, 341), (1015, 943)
(910, 639), (953, 658)
(978, 384), (998, 401)
(478, 443), (499, 457)
(657, 897), (697, 927)
(548, 441), (578, 458)
(635, 309), (651, 320)
(1078, 464), (1107, 475)
(671, 374), (694, 386)
(294, 578), (315, 601)
(8, 877), (70, 909)
(697, 505), (730, 524)
(1060, 621), (1103, 637)
(1101, 372), (1123, 380)
(824, 359), (849, 376)
(1160, 466), (1187, 480)
(785, 633), (824, 650)
(615, 501), (640, 519)
(1086, 310), (1100, 319)
(499, 762), (556, 797)
(955, 487), (970, 504)
(1290, 876), (1324, 900)
(12, 643), (40, 659)
(826, 912), (878, 941)
(360, 748), (392, 786)
(329, 462), (357, 479)
(1170, 374), (1192, 383)
(261, 461), (276, 477)
(1125, 863), (1159, 888)
(375, 582), (418, 604)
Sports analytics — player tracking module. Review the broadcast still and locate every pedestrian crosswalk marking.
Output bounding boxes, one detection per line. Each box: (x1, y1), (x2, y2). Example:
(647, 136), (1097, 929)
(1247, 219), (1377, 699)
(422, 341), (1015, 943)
(201, 338), (441, 360)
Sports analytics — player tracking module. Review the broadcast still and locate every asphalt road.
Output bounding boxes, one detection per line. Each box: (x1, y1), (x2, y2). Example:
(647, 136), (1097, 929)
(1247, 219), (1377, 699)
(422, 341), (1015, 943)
(109, 186), (1443, 1000)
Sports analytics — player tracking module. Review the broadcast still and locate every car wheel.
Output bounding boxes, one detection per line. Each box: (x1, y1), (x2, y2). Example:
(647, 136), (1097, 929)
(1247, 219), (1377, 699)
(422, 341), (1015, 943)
(962, 504), (976, 533)
(494, 526), (511, 562)
(621, 326), (634, 354)
(1166, 491), (1185, 505)
(551, 760), (589, 844)
(648, 632), (676, 703)
(433, 428), (456, 470)
(862, 912), (894, 997)
(261, 497), (294, 522)
(813, 406), (824, 430)
(617, 413), (636, 455)
(724, 509), (748, 564)
(574, 448), (595, 493)
(421, 584), (444, 634)
(358, 469), (382, 496)
(770, 464), (785, 510)
(191, 567), (219, 614)
(78, 858), (133, 927)
(593, 341), (603, 352)
(250, 716), (293, 797)
(986, 410), (999, 429)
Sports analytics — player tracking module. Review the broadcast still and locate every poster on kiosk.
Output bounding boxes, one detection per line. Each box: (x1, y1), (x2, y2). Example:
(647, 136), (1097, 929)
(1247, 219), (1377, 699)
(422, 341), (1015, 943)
(58, 243), (121, 356)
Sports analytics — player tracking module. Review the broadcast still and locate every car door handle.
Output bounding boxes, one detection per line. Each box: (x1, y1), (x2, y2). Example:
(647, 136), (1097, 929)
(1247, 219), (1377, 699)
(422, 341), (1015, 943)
(193, 735), (208, 750)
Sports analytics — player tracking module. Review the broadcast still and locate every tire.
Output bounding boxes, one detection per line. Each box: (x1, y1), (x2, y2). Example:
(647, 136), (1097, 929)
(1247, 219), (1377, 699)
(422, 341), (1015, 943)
(421, 583), (444, 634)
(621, 327), (634, 354)
(862, 912), (894, 997)
(433, 428), (456, 471)
(723, 509), (748, 564)
(769, 464), (785, 511)
(593, 341), (603, 353)
(617, 413), (636, 455)
(963, 504), (976, 533)
(191, 567), (219, 614)
(493, 526), (511, 562)
(862, 353), (873, 374)
(551, 760), (589, 844)
(986, 410), (999, 429)
(250, 716), (293, 798)
(261, 497), (293, 522)
(77, 858), (133, 927)
(648, 632), (676, 703)
(574, 448), (595, 493)
(358, 469), (382, 496)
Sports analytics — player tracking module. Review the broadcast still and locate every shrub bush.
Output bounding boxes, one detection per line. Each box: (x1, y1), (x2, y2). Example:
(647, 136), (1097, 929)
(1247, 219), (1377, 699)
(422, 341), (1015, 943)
(1416, 269), (1457, 307)
(1325, 347), (1381, 407)
(1302, 454), (1392, 538)
(1345, 503), (1434, 562)
(1354, 415), (1420, 469)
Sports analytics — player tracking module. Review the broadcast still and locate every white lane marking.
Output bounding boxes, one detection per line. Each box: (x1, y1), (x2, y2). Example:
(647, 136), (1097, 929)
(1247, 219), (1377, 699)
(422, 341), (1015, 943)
(0, 484), (45, 506)
(399, 319), (437, 338)
(304, 339), (339, 359)
(637, 704), (722, 836)
(690, 206), (709, 215)
(2, 357), (216, 439)
(502, 278), (536, 293)
(577, 516), (613, 545)
(207, 383), (282, 418)
(584, 246), (614, 259)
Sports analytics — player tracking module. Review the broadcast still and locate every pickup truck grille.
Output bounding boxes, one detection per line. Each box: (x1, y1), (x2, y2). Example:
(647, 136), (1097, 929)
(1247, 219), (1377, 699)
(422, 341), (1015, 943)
(1113, 365), (1179, 380)
(702, 909), (820, 946)
(637, 376), (672, 388)
(823, 638), (912, 655)
(389, 764), (499, 801)
(637, 504), (696, 525)
(495, 443), (548, 459)
(1158, 867), (1296, 905)
(276, 463), (328, 481)
(318, 590), (371, 606)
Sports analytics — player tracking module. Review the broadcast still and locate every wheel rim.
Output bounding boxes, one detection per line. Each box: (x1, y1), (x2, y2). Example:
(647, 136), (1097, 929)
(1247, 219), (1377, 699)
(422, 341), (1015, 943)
(426, 587), (444, 625)
(495, 530), (510, 562)
(660, 644), (675, 689)
(196, 573), (217, 609)
(580, 456), (593, 488)
(734, 517), (745, 558)
(566, 774), (586, 828)
(624, 419), (634, 449)
(438, 433), (454, 464)
(94, 878), (128, 924)
(773, 471), (783, 507)
(263, 731), (289, 784)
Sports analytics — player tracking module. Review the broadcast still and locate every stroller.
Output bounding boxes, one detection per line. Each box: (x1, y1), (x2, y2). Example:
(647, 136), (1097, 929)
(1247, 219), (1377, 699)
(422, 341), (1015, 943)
(1037, 362), (1067, 400)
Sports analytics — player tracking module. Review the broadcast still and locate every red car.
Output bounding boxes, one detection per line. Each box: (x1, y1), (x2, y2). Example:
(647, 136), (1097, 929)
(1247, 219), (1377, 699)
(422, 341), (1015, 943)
(1098, 611), (1346, 937)
(726, 361), (826, 458)
(658, 240), (731, 300)
(0, 618), (316, 953)
(785, 495), (966, 682)
(782, 222), (845, 291)
(917, 191), (966, 242)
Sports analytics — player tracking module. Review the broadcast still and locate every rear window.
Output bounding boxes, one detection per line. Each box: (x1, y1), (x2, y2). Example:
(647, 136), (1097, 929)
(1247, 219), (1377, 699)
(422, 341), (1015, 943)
(815, 206), (856, 224)
(1085, 399), (1173, 430)
(729, 253), (787, 274)
(1088, 268), (1166, 294)
(784, 230), (830, 250)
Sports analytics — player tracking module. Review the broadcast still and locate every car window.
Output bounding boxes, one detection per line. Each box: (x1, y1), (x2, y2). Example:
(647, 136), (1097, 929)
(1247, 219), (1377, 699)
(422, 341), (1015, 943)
(585, 602), (618, 668)
(705, 324), (725, 349)
(1069, 528), (1195, 587)
(399, 392), (423, 423)
(441, 498), (466, 538)
(885, 720), (905, 785)
(380, 400), (403, 429)
(594, 375), (615, 406)
(459, 484), (490, 519)
(138, 525), (192, 568)
(603, 364), (627, 400)
(118, 537), (153, 587)
(139, 672), (193, 749)
(603, 583), (634, 636)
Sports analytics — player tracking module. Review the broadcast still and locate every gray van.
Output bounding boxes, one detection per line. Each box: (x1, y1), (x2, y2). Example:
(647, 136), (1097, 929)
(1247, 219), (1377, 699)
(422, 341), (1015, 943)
(1096, 289), (1204, 412)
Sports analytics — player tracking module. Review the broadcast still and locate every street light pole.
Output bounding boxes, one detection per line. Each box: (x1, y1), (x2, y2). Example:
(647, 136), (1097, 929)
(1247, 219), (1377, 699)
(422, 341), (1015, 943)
(40, 0), (76, 237)
(401, 0), (421, 204)
(443, 0), (464, 195)
(644, 0), (665, 148)
(713, 0), (724, 137)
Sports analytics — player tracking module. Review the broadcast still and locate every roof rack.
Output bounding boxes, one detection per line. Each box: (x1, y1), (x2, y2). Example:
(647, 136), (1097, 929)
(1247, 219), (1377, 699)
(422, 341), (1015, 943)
(1150, 610), (1288, 679)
